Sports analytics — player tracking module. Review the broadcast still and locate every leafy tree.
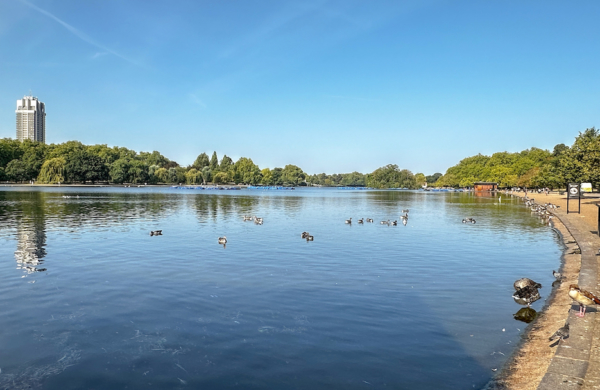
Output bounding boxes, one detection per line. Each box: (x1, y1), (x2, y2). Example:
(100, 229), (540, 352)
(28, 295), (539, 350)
(559, 128), (600, 188)
(366, 164), (416, 189)
(201, 166), (212, 184)
(0, 138), (24, 168)
(193, 153), (210, 170)
(261, 168), (272, 185)
(6, 159), (28, 182)
(209, 152), (219, 171)
(414, 173), (426, 187)
(185, 168), (202, 184)
(425, 173), (442, 184)
(213, 171), (229, 184)
(129, 160), (150, 184)
(64, 149), (108, 183)
(220, 155), (233, 172)
(232, 157), (262, 184)
(281, 164), (305, 186)
(110, 158), (131, 184)
(37, 157), (66, 184)
(154, 167), (169, 183)
(271, 168), (284, 185)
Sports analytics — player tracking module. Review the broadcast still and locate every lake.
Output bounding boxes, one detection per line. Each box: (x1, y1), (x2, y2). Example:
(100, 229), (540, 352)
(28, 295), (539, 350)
(0, 187), (561, 389)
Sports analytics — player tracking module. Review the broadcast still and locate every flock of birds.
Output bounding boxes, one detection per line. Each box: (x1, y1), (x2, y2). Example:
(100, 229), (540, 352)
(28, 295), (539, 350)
(511, 195), (600, 347)
(344, 209), (410, 227)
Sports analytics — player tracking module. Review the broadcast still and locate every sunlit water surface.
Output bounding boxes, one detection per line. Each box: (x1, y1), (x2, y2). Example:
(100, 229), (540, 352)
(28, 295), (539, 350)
(0, 187), (562, 389)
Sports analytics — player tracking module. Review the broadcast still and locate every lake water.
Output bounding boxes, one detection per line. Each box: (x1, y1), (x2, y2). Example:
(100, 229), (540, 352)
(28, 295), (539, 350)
(0, 187), (562, 389)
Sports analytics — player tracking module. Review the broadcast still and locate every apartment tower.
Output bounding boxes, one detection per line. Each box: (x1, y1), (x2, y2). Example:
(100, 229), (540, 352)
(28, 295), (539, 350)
(16, 95), (46, 143)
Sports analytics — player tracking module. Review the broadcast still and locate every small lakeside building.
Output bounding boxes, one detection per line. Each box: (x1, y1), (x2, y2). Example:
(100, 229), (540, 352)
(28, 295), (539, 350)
(473, 182), (498, 192)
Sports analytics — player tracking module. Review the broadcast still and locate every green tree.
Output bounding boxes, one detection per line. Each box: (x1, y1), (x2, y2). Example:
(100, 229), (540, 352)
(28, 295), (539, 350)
(6, 159), (28, 182)
(414, 173), (426, 187)
(220, 155), (233, 172)
(232, 157), (262, 184)
(281, 164), (306, 186)
(209, 151), (219, 171)
(129, 160), (150, 184)
(185, 168), (202, 184)
(366, 164), (417, 189)
(154, 167), (169, 183)
(261, 168), (272, 185)
(37, 157), (66, 184)
(193, 153), (210, 170)
(110, 158), (131, 184)
(213, 171), (229, 184)
(559, 128), (600, 188)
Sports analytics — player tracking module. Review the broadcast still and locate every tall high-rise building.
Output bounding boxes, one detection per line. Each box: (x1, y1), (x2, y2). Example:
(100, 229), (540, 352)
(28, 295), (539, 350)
(16, 95), (46, 143)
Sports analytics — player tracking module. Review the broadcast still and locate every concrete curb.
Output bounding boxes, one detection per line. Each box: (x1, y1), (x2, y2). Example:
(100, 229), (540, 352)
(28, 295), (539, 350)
(538, 209), (600, 389)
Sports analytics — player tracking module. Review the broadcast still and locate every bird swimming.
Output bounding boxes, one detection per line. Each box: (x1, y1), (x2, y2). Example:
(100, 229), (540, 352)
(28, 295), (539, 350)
(357, 218), (364, 224)
(569, 284), (600, 317)
(301, 232), (310, 239)
(150, 230), (163, 236)
(306, 235), (314, 241)
(366, 218), (374, 223)
(462, 218), (476, 224)
(345, 218), (352, 224)
(218, 236), (227, 245)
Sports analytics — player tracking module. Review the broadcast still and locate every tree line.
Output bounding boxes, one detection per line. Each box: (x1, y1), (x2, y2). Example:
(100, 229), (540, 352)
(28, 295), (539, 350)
(434, 128), (600, 189)
(0, 138), (425, 188)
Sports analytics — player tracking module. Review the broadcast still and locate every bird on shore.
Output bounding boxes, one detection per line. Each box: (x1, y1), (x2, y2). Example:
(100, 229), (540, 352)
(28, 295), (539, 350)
(569, 284), (600, 317)
(549, 322), (569, 346)
(345, 218), (352, 224)
(301, 232), (310, 239)
(218, 236), (227, 245)
(513, 285), (541, 307)
(514, 278), (542, 290)
(553, 270), (565, 281)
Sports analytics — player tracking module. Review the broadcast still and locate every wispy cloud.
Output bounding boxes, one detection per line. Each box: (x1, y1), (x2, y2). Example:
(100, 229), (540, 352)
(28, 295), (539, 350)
(18, 0), (143, 67)
(188, 93), (207, 109)
(91, 52), (107, 59)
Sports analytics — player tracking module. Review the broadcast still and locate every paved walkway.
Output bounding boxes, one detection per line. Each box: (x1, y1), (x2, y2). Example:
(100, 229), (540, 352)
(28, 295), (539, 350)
(538, 207), (600, 389)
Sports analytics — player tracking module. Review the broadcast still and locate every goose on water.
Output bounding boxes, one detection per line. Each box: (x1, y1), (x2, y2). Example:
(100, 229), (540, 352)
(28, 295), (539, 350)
(358, 218), (364, 224)
(345, 218), (352, 224)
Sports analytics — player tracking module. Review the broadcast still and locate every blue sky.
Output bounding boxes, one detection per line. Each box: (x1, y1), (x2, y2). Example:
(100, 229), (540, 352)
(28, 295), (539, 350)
(1, 0), (599, 175)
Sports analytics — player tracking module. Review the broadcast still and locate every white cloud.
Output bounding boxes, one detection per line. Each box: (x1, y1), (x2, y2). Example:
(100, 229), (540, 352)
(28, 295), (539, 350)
(18, 0), (143, 67)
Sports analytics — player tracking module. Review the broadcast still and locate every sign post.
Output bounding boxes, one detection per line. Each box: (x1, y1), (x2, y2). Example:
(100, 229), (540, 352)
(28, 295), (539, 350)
(567, 183), (581, 214)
